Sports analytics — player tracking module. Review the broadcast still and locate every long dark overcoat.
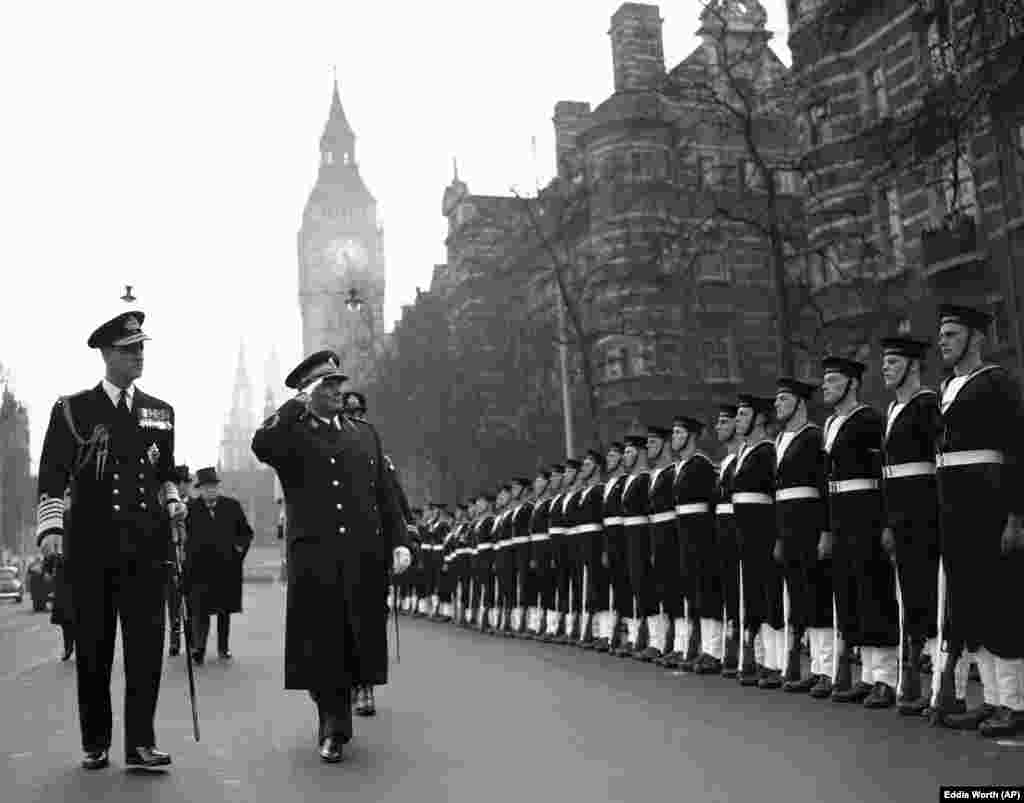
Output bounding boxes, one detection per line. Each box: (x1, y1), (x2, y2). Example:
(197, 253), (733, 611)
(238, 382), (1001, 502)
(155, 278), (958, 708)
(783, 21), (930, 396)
(251, 398), (406, 690)
(185, 495), (253, 615)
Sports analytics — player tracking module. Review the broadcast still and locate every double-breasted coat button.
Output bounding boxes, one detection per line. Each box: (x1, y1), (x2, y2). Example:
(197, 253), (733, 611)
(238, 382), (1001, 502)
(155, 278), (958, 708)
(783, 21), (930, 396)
(138, 473), (144, 479)
(113, 488), (120, 495)
(336, 503), (343, 510)
(333, 480), (340, 487)
(330, 458), (336, 465)
(140, 503), (147, 510)
(338, 526), (346, 534)
(113, 473), (120, 480)
(113, 504), (121, 512)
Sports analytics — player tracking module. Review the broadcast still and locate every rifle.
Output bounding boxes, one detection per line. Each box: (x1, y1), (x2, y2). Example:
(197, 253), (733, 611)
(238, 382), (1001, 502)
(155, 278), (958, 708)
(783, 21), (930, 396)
(171, 520), (201, 741)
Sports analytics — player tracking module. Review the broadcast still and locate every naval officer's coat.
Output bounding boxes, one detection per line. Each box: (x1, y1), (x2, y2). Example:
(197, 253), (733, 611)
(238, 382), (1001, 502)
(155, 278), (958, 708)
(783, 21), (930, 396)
(252, 397), (407, 691)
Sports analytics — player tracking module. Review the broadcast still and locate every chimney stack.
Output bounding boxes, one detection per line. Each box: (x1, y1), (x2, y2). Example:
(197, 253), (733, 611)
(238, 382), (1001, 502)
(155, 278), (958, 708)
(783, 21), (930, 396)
(552, 101), (592, 178)
(609, 3), (665, 93)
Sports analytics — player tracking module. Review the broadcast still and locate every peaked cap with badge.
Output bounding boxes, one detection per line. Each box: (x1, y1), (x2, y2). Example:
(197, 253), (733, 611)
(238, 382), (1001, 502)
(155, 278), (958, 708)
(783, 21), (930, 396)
(285, 350), (349, 391)
(87, 311), (151, 349)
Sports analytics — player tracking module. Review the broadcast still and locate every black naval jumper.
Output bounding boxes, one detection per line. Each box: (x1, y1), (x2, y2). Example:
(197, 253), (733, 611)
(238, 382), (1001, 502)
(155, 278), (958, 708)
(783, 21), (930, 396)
(36, 384), (178, 754)
(673, 453), (717, 622)
(937, 364), (1024, 658)
(529, 495), (556, 613)
(434, 519), (454, 609)
(774, 424), (831, 631)
(472, 512), (497, 617)
(490, 507), (511, 617)
(882, 390), (941, 645)
(511, 499), (535, 616)
(648, 464), (679, 621)
(715, 454), (740, 644)
(824, 406), (898, 648)
(251, 398), (407, 713)
(566, 485), (593, 622)
(550, 488), (576, 617)
(621, 471), (654, 619)
(731, 440), (783, 633)
(601, 475), (631, 621)
(576, 482), (606, 619)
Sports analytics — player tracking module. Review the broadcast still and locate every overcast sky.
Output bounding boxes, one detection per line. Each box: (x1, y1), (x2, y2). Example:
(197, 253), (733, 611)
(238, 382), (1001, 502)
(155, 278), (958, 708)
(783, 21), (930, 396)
(0, 0), (790, 472)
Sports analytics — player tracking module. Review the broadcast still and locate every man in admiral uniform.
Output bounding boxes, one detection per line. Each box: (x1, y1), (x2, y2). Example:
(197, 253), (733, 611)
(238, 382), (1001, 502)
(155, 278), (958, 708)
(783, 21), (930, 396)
(166, 465), (193, 658)
(525, 469), (555, 638)
(878, 336), (949, 716)
(251, 350), (411, 763)
(615, 435), (654, 657)
(773, 378), (831, 696)
(821, 356), (899, 707)
(934, 305), (1024, 737)
(668, 416), (717, 673)
(548, 460), (581, 643)
(639, 425), (676, 663)
(730, 395), (780, 687)
(595, 442), (628, 653)
(574, 449), (606, 647)
(713, 405), (743, 677)
(36, 311), (185, 771)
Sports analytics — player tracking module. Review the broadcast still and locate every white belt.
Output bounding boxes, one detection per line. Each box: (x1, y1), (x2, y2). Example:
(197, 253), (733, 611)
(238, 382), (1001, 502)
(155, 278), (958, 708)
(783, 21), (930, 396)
(530, 533), (550, 542)
(775, 486), (821, 502)
(883, 461), (936, 479)
(511, 535), (531, 545)
(603, 516), (624, 526)
(715, 503), (734, 515)
(829, 478), (879, 494)
(675, 503), (710, 515)
(477, 543), (493, 551)
(732, 492), (773, 505)
(936, 449), (1004, 468)
(575, 523), (603, 534)
(548, 527), (567, 536)
(650, 510), (678, 523)
(623, 515), (650, 526)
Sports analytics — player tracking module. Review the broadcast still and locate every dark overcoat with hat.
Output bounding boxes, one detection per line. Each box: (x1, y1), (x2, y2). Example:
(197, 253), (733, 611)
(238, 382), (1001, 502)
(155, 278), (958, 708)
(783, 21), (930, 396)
(251, 397), (407, 690)
(184, 492), (253, 615)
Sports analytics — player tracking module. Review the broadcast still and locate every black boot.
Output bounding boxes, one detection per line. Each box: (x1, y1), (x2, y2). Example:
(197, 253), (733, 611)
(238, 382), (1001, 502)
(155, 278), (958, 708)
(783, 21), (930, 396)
(679, 621), (702, 672)
(783, 630), (813, 693)
(897, 637), (927, 716)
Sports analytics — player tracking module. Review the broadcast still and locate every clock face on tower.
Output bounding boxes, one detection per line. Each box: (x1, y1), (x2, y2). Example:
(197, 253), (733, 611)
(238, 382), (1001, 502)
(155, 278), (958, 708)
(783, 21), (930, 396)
(324, 237), (368, 272)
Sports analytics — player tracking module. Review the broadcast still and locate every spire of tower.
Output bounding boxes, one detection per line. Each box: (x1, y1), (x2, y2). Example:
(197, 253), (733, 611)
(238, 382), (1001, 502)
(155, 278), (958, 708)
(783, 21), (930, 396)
(452, 156), (459, 182)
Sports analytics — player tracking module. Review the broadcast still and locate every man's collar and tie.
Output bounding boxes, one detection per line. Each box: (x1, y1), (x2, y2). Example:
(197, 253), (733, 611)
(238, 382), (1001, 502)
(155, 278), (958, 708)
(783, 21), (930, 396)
(102, 378), (135, 410)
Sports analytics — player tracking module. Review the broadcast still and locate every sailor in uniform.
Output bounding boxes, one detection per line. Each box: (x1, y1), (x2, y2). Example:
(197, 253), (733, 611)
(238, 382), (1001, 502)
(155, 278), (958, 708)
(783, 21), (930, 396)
(934, 305), (1024, 738)
(669, 416), (717, 673)
(713, 406), (743, 677)
(730, 395), (781, 688)
(615, 436), (652, 657)
(571, 450), (606, 647)
(821, 356), (899, 708)
(642, 426), (676, 662)
(773, 378), (831, 696)
(526, 468), (557, 639)
(596, 443), (628, 653)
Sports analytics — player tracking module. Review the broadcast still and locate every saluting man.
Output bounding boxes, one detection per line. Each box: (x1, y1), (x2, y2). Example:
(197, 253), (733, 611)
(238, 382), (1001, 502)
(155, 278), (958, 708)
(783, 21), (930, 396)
(36, 311), (185, 771)
(251, 350), (411, 763)
(933, 305), (1024, 738)
(878, 336), (949, 717)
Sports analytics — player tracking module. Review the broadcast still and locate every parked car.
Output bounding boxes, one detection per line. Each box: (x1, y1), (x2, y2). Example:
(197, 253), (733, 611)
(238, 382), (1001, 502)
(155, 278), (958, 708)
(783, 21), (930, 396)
(0, 567), (23, 604)
(26, 559), (54, 612)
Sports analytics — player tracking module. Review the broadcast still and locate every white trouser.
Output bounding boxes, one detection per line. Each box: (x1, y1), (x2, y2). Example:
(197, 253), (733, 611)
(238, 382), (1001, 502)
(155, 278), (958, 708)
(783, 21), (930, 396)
(701, 618), (723, 658)
(760, 624), (783, 671)
(988, 650), (1024, 711)
(754, 630), (766, 666)
(808, 628), (835, 677)
(673, 617), (689, 654)
(860, 646), (898, 687)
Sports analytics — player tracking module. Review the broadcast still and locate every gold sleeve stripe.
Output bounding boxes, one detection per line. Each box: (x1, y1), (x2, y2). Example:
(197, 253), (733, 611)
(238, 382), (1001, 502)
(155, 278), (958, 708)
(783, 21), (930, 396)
(36, 497), (65, 537)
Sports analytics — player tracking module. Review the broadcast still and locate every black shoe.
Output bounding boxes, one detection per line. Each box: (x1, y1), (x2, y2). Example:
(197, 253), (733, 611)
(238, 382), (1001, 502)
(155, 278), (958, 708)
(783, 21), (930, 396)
(218, 650), (232, 660)
(318, 737), (344, 763)
(62, 641), (75, 662)
(783, 675), (816, 694)
(979, 707), (1024, 739)
(945, 703), (998, 731)
(354, 687), (376, 717)
(81, 749), (109, 770)
(809, 675), (833, 699)
(125, 746), (171, 770)
(832, 680), (872, 703)
(863, 682), (896, 709)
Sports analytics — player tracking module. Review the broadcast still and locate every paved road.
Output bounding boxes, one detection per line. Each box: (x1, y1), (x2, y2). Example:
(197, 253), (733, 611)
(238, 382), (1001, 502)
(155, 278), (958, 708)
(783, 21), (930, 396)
(1, 583), (1020, 803)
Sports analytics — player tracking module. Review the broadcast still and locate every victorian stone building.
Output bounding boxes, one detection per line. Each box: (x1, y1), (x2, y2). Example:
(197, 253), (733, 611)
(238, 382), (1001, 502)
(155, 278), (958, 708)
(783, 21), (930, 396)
(377, 1), (802, 504)
(786, 0), (1024, 395)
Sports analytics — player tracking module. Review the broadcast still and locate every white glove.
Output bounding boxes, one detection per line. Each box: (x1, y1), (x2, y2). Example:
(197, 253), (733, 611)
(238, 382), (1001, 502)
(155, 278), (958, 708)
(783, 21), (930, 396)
(392, 546), (412, 575)
(168, 500), (188, 522)
(40, 533), (63, 557)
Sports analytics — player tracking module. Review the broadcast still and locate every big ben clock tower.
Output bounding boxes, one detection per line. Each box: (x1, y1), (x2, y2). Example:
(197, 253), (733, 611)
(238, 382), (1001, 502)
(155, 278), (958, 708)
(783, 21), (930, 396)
(298, 79), (386, 381)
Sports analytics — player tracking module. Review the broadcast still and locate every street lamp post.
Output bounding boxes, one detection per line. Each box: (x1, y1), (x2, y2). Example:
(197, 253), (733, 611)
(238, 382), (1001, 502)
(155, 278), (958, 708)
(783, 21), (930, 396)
(121, 285), (137, 304)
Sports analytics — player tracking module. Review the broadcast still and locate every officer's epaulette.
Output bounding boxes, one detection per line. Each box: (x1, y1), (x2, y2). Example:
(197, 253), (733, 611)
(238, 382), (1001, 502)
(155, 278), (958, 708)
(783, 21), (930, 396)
(55, 388), (92, 408)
